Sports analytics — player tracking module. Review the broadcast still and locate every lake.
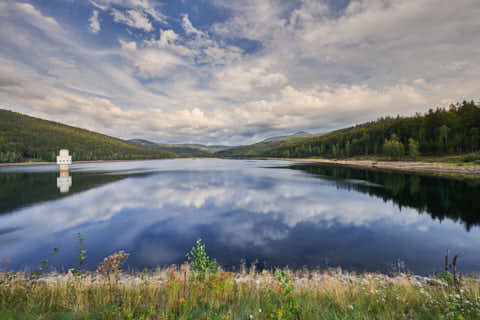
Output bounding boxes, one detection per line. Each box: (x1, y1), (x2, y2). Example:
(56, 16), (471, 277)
(1, 159), (479, 275)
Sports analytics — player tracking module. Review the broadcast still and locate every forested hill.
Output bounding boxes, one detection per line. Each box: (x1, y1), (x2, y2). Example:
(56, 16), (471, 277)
(265, 100), (480, 159)
(128, 139), (216, 157)
(0, 109), (177, 163)
(215, 132), (315, 158)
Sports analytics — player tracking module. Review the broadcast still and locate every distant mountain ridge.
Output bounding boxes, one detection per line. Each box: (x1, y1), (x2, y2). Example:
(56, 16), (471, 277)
(215, 131), (318, 158)
(262, 131), (312, 142)
(131, 131), (317, 158)
(128, 139), (234, 157)
(0, 109), (177, 163)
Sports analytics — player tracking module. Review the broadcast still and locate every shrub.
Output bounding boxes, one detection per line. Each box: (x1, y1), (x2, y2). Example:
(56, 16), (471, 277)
(186, 238), (217, 281)
(97, 251), (129, 277)
(383, 134), (405, 159)
(462, 153), (480, 163)
(408, 138), (421, 158)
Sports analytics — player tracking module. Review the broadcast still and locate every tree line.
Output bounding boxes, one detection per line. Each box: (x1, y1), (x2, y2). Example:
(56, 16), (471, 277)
(266, 100), (480, 159)
(0, 109), (177, 163)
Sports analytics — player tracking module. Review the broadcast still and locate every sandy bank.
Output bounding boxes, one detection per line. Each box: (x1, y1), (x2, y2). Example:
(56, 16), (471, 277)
(265, 157), (480, 179)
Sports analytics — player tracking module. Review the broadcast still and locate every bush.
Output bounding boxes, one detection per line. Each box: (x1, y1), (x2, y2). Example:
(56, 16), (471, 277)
(97, 251), (129, 277)
(462, 153), (480, 163)
(383, 134), (405, 159)
(186, 238), (217, 281)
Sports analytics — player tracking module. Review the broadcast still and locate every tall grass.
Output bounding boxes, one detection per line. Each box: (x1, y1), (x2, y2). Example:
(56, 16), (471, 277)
(1, 267), (479, 319)
(1, 240), (479, 319)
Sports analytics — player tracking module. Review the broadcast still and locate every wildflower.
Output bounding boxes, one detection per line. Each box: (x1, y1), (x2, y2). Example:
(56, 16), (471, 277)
(96, 251), (129, 277)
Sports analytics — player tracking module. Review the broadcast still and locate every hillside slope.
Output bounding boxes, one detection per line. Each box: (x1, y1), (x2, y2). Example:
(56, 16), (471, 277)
(265, 100), (480, 159)
(128, 139), (235, 157)
(0, 109), (177, 163)
(128, 139), (214, 157)
(216, 132), (315, 158)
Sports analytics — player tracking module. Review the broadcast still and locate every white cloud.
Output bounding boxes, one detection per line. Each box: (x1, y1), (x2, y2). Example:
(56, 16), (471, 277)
(91, 0), (166, 24)
(88, 10), (101, 34)
(119, 39), (137, 50)
(133, 49), (184, 78)
(111, 8), (153, 31)
(182, 14), (204, 36)
(5, 160), (479, 257)
(1, 0), (480, 144)
(0, 2), (63, 40)
(15, 2), (60, 30)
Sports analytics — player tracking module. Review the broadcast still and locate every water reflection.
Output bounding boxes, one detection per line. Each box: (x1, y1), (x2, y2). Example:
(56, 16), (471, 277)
(57, 168), (72, 193)
(287, 163), (480, 231)
(0, 159), (479, 274)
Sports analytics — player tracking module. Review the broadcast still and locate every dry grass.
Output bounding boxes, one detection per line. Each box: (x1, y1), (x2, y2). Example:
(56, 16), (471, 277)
(1, 266), (480, 319)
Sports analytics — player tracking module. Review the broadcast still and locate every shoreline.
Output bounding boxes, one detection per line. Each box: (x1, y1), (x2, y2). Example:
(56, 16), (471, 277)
(2, 157), (480, 179)
(262, 157), (480, 179)
(0, 159), (169, 167)
(2, 269), (470, 287)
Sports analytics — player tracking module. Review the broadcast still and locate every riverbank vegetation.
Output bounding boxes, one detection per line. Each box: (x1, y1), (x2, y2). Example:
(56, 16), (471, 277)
(1, 267), (479, 319)
(1, 240), (480, 319)
(0, 109), (177, 163)
(1, 265), (480, 319)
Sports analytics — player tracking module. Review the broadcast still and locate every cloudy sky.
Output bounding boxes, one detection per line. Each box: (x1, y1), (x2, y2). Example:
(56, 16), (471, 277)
(0, 0), (479, 145)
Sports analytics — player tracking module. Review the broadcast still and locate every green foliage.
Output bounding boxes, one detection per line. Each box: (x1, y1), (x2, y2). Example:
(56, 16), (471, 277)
(408, 138), (421, 158)
(383, 134), (405, 159)
(3, 245), (480, 319)
(261, 100), (480, 159)
(216, 132), (315, 158)
(186, 238), (217, 281)
(272, 270), (300, 319)
(30, 247), (59, 279)
(0, 109), (177, 163)
(2, 268), (480, 320)
(461, 153), (480, 163)
(128, 139), (216, 157)
(72, 232), (87, 275)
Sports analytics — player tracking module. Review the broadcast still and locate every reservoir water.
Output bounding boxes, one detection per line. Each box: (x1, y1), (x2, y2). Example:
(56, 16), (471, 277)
(1, 159), (479, 275)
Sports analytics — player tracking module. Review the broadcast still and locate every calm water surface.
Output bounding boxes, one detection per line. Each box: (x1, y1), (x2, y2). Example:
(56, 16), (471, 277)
(1, 159), (479, 274)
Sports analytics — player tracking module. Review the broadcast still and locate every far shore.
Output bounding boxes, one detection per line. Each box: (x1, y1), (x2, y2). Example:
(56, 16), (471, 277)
(262, 157), (480, 179)
(0, 159), (169, 167)
(2, 157), (480, 179)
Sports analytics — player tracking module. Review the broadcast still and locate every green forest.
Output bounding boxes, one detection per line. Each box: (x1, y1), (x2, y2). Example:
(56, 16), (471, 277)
(0, 109), (177, 163)
(2, 101), (480, 163)
(215, 132), (314, 158)
(264, 100), (480, 159)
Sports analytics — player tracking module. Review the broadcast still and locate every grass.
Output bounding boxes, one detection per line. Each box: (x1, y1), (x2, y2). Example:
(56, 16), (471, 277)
(326, 153), (480, 164)
(1, 240), (479, 319)
(1, 267), (480, 319)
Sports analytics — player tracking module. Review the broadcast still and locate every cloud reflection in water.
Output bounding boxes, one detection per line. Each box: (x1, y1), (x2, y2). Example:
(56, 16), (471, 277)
(1, 159), (479, 274)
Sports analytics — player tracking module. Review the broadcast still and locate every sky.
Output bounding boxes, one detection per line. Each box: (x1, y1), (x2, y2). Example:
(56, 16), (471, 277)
(0, 0), (479, 145)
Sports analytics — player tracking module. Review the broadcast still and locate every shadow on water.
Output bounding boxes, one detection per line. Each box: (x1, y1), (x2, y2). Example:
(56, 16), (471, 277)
(287, 163), (480, 231)
(0, 170), (152, 216)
